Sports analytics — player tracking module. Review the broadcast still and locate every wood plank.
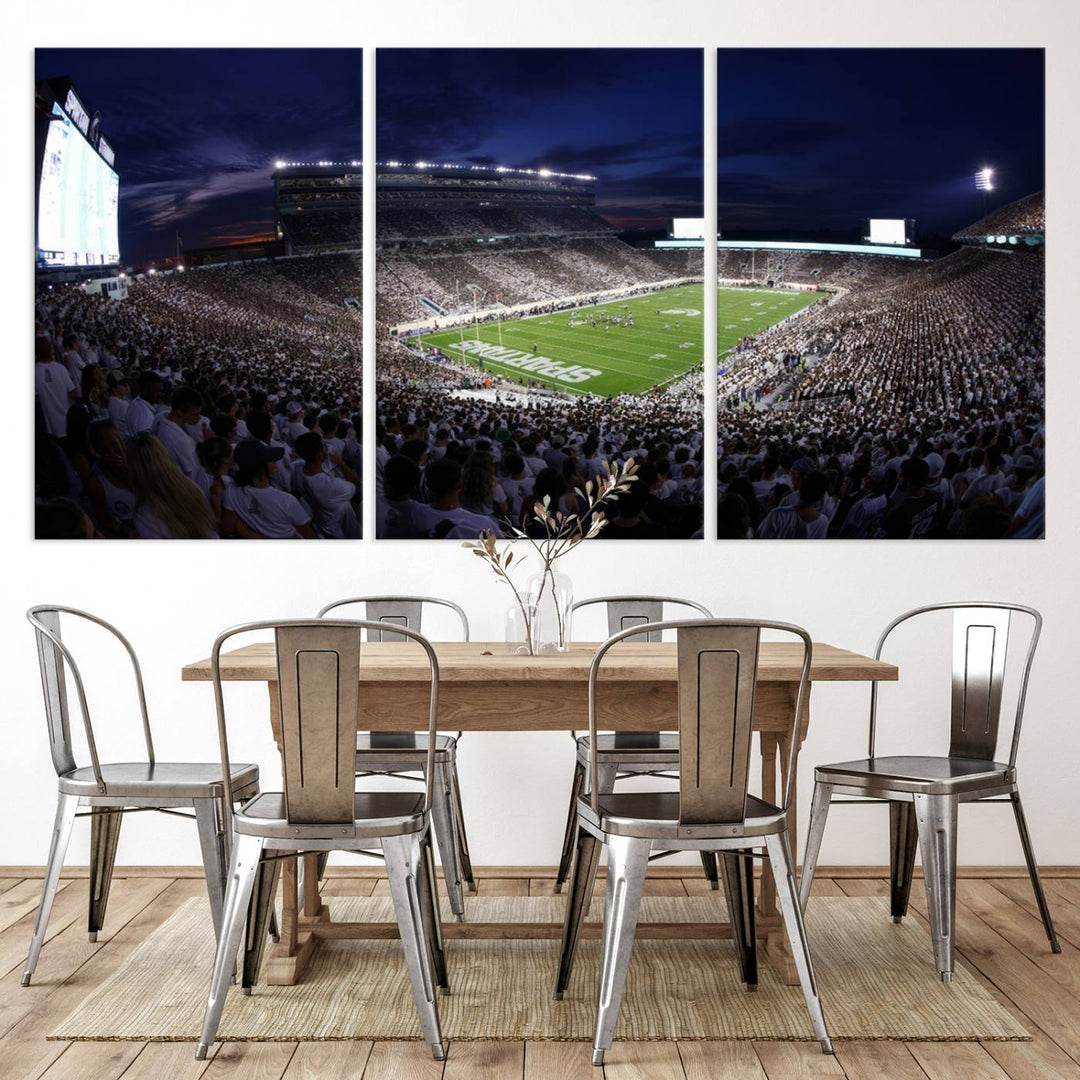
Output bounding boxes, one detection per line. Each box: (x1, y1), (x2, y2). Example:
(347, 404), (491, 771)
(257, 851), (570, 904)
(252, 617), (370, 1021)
(750, 1042), (844, 1076)
(0, 879), (22, 896)
(0, 877), (173, 1040)
(958, 880), (1078, 992)
(323, 877), (378, 898)
(0, 879), (197, 1080)
(525, 1041), (597, 1080)
(282, 1041), (373, 1080)
(38, 1041), (144, 1080)
(908, 1043), (1009, 1080)
(982, 1031), (1080, 1080)
(200, 1042), (298, 1080)
(361, 1040), (445, 1080)
(474, 879), (530, 898)
(183, 640), (897, 685)
(837, 878), (1080, 1079)
(834, 1042), (928, 1079)
(604, 1042), (686, 1080)
(443, 1041), (524, 1078)
(0, 880), (73, 937)
(678, 1040), (766, 1079)
(118, 1041), (220, 1080)
(1000, 879), (1080, 950)
(0, 881), (79, 980)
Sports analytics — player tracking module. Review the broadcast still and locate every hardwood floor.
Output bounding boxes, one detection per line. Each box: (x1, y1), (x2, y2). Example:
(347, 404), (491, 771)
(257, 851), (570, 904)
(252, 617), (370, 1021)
(1, 867), (1076, 1080)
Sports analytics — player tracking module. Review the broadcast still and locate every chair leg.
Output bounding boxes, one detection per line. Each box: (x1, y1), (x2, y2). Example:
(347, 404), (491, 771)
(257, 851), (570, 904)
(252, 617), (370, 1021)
(798, 781), (832, 912)
(241, 854), (281, 993)
(23, 792), (78, 986)
(194, 798), (228, 941)
(720, 850), (757, 989)
(700, 852), (720, 891)
(417, 826), (450, 993)
(87, 808), (124, 942)
(196, 833), (264, 1060)
(383, 832), (445, 1060)
(1010, 790), (1061, 953)
(554, 759), (587, 893)
(429, 761), (465, 920)
(592, 834), (651, 1066)
(913, 793), (958, 981)
(889, 800), (919, 923)
(765, 831), (833, 1054)
(554, 825), (602, 999)
(446, 754), (476, 893)
(595, 763), (619, 795)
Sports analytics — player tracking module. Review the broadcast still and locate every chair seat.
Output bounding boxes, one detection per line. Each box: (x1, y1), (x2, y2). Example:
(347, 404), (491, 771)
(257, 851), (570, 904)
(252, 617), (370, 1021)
(578, 790), (785, 840)
(815, 755), (1015, 795)
(576, 733), (679, 766)
(59, 761), (259, 799)
(356, 733), (456, 760)
(234, 791), (426, 840)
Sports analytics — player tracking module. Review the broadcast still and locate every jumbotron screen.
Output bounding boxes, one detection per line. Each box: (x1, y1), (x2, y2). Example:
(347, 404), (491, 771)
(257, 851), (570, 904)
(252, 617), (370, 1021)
(37, 103), (120, 267)
(867, 218), (907, 246)
(671, 217), (705, 239)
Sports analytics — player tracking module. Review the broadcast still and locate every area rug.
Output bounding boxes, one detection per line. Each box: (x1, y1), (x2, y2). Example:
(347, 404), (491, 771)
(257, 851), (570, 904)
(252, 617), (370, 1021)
(50, 895), (1027, 1042)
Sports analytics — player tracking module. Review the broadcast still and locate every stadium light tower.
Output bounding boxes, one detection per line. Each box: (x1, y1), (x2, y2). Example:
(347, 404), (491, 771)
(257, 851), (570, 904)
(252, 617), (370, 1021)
(976, 166), (995, 217)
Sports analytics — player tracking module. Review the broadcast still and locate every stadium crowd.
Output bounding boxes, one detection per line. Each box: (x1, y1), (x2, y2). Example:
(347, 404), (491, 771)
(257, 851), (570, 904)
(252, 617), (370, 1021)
(34, 256), (363, 539)
(375, 332), (704, 539)
(713, 195), (1046, 539)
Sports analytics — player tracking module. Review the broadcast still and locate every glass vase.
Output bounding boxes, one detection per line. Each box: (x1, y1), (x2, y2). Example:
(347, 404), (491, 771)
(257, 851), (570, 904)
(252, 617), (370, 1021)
(504, 601), (540, 655)
(527, 569), (573, 653)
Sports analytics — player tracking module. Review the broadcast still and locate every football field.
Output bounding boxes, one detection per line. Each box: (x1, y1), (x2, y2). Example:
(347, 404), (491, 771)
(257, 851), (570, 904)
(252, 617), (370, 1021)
(417, 284), (703, 397)
(718, 287), (819, 362)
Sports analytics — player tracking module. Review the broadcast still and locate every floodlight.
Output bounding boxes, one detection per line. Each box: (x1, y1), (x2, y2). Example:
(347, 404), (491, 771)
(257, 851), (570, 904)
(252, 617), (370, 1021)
(975, 166), (994, 192)
(273, 159), (287, 169)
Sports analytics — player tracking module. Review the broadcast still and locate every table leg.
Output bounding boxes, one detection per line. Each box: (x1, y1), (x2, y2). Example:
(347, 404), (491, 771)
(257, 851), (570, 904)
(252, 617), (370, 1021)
(261, 683), (329, 985)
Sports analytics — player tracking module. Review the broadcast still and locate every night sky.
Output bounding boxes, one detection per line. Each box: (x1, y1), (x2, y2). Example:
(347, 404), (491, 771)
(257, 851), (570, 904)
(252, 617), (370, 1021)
(34, 49), (362, 265)
(719, 49), (1044, 241)
(377, 49), (704, 229)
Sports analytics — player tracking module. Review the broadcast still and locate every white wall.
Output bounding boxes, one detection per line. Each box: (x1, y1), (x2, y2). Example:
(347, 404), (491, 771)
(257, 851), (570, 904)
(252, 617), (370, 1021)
(4, 0), (1078, 872)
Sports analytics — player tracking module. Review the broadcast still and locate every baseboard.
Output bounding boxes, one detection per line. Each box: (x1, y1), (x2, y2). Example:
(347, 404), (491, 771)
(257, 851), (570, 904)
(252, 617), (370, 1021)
(3, 864), (1078, 879)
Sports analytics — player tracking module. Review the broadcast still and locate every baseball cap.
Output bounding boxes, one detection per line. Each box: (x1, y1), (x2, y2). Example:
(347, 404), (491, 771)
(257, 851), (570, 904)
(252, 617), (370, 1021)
(925, 453), (945, 480)
(234, 440), (285, 468)
(286, 401), (303, 416)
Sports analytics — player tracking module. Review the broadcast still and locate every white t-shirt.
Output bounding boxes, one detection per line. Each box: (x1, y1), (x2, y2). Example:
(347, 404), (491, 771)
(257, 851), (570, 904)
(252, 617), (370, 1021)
(35, 362), (75, 437)
(155, 416), (199, 479)
(224, 483), (310, 539)
(757, 505), (830, 540)
(297, 470), (356, 539)
(125, 397), (158, 437)
(414, 504), (501, 538)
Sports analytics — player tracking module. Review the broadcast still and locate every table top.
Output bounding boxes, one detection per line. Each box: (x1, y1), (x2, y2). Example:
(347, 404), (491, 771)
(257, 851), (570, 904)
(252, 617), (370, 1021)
(182, 640), (898, 684)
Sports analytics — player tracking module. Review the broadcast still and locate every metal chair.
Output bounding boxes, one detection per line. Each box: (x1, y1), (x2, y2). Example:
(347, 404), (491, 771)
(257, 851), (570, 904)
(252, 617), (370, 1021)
(555, 619), (832, 1065)
(554, 596), (717, 893)
(317, 596), (474, 919)
(23, 606), (261, 987)
(799, 602), (1060, 982)
(196, 618), (447, 1061)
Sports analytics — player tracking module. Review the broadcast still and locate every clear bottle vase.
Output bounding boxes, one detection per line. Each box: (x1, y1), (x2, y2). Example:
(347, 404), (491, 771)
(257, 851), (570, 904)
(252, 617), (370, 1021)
(505, 601), (540, 655)
(527, 569), (573, 653)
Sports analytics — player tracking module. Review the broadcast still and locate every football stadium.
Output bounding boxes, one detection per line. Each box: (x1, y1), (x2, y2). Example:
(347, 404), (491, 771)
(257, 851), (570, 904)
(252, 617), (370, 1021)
(375, 160), (705, 539)
(715, 195), (1045, 539)
(34, 69), (365, 540)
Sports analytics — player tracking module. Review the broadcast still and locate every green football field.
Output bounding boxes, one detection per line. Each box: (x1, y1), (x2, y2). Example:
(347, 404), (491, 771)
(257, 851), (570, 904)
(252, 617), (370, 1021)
(718, 287), (820, 363)
(417, 284), (704, 397)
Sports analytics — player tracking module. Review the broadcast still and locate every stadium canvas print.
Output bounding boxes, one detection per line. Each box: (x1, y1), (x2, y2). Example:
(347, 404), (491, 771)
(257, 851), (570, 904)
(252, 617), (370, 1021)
(376, 49), (705, 540)
(34, 49), (363, 539)
(717, 48), (1045, 540)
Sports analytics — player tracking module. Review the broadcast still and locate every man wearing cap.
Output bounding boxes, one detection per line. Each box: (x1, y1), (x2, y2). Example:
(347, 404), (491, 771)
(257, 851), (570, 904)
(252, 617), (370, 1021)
(223, 440), (315, 539)
(839, 467), (888, 539)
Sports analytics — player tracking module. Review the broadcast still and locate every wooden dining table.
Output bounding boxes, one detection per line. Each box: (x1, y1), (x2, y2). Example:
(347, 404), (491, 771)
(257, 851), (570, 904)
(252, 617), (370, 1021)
(182, 639), (897, 986)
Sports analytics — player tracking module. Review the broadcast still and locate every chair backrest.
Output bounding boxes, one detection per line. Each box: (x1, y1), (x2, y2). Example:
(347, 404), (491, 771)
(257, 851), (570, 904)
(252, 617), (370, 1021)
(26, 606), (154, 790)
(211, 619), (440, 825)
(870, 602), (1041, 768)
(587, 619), (811, 823)
(572, 596), (713, 642)
(316, 596), (469, 642)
